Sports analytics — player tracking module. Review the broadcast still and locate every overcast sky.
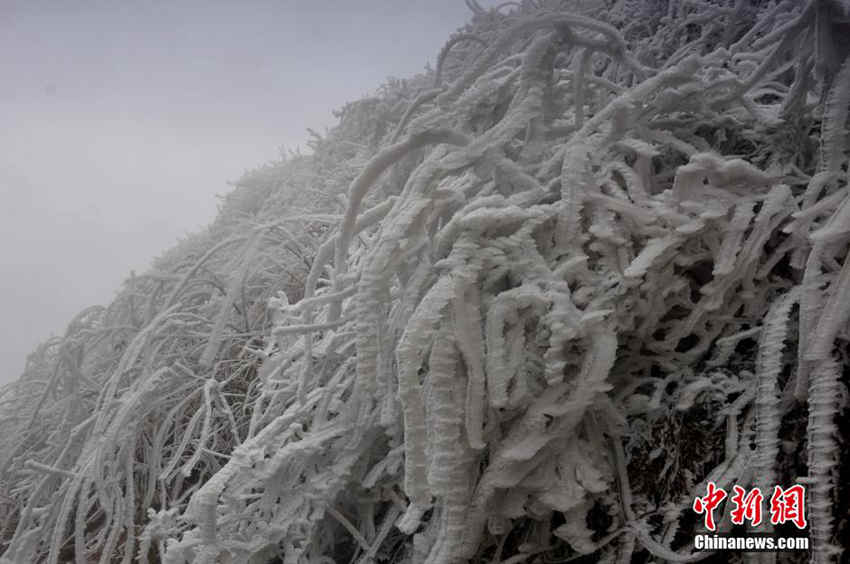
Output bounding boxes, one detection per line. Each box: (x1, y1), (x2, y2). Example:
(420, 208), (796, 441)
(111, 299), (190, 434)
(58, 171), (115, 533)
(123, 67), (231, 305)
(0, 1), (492, 384)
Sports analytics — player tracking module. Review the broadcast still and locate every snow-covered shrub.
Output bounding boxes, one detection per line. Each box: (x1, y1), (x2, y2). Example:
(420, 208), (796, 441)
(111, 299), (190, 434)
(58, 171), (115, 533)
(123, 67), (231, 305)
(2, 0), (850, 562)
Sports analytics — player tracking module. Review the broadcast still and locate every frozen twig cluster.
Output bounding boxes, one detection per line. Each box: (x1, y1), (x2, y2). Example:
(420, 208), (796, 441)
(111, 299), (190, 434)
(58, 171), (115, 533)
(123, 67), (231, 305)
(2, 0), (849, 562)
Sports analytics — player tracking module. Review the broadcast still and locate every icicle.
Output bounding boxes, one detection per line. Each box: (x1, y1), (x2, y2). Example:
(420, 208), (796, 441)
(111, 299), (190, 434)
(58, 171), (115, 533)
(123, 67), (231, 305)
(574, 48), (592, 128)
(753, 290), (799, 496)
(452, 268), (487, 450)
(819, 52), (850, 174)
(397, 275), (454, 504)
(806, 356), (842, 564)
(426, 327), (461, 494)
(714, 200), (755, 276)
(807, 246), (850, 361)
(624, 235), (683, 279)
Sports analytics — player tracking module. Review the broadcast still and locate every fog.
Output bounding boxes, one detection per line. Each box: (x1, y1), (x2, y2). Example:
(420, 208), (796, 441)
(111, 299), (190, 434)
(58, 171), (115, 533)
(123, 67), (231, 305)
(0, 1), (489, 384)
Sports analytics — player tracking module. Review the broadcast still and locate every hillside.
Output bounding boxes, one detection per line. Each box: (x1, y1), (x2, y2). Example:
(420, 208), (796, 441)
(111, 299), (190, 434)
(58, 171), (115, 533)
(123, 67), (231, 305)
(1, 1), (849, 562)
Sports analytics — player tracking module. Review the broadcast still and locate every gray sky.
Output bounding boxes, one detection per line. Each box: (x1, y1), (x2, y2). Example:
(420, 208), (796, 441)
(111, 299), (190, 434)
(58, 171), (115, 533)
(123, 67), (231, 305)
(0, 0), (488, 384)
